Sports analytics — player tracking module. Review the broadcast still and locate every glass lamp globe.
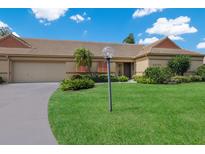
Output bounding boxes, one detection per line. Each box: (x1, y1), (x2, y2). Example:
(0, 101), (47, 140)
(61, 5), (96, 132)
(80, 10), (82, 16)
(102, 46), (114, 59)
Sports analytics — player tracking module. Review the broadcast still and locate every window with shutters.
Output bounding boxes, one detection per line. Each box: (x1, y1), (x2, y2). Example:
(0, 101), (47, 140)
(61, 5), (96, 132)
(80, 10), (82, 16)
(98, 62), (107, 73)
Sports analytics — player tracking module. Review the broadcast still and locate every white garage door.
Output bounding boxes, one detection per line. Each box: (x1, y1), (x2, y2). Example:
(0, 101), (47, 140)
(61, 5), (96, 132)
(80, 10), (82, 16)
(13, 62), (66, 82)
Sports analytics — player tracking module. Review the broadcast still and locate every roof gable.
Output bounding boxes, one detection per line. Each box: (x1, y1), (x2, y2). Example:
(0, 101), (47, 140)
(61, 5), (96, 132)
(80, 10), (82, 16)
(153, 37), (181, 49)
(0, 34), (31, 48)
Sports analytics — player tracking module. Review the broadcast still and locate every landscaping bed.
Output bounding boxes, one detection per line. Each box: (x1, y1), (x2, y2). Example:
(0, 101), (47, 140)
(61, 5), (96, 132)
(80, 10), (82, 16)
(49, 83), (205, 144)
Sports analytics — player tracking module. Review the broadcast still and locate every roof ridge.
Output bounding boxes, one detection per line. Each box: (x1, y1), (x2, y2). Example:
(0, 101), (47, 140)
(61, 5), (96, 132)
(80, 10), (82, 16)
(23, 37), (144, 47)
(144, 37), (168, 49)
(150, 47), (203, 56)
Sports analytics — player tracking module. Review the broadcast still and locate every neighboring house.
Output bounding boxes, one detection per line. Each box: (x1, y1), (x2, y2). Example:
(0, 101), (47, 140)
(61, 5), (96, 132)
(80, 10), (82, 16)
(0, 34), (204, 82)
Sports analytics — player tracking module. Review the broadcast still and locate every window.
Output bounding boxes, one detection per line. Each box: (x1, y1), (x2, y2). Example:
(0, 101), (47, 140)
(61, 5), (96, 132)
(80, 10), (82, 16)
(98, 62), (107, 73)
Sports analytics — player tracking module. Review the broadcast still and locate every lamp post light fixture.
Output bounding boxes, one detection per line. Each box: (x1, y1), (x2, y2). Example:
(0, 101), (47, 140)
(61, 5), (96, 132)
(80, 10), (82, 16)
(102, 46), (114, 112)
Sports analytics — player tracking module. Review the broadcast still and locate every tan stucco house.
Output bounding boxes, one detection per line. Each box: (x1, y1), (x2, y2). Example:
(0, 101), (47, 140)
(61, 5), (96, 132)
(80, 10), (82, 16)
(0, 34), (204, 82)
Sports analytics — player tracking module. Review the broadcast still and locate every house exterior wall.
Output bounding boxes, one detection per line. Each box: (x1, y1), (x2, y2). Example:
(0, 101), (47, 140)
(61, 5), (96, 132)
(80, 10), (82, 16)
(0, 53), (204, 82)
(0, 57), (10, 81)
(148, 55), (204, 73)
(189, 59), (204, 72)
(65, 60), (116, 77)
(0, 55), (119, 82)
(134, 55), (204, 76)
(148, 56), (169, 67)
(135, 57), (149, 75)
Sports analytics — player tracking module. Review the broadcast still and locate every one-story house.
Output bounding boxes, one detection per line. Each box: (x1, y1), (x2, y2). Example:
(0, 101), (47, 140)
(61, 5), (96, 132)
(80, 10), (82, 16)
(0, 34), (204, 82)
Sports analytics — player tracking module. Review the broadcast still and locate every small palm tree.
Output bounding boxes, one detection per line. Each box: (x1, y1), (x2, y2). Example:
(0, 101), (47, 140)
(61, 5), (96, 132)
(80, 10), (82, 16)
(74, 48), (93, 72)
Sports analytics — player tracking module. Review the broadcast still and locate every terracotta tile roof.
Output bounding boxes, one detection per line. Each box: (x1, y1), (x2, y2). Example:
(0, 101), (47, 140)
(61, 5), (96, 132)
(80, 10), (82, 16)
(0, 34), (203, 58)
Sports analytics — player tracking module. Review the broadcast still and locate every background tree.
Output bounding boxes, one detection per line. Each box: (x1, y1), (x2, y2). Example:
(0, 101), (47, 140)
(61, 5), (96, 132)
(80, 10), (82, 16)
(123, 33), (135, 44)
(168, 55), (191, 75)
(74, 48), (93, 72)
(0, 27), (11, 36)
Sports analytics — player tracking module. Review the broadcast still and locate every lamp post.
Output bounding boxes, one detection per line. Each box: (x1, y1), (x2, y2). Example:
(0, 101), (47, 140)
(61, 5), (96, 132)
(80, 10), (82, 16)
(102, 46), (114, 112)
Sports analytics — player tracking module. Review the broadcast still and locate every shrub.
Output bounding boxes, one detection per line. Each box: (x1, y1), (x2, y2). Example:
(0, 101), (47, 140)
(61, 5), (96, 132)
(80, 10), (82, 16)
(91, 74), (119, 82)
(189, 75), (202, 82)
(168, 55), (191, 75)
(70, 74), (92, 80)
(133, 75), (154, 84)
(0, 76), (3, 84)
(170, 76), (191, 84)
(144, 67), (172, 84)
(70, 74), (83, 80)
(196, 65), (205, 81)
(110, 75), (119, 82)
(81, 74), (92, 79)
(60, 78), (95, 91)
(118, 75), (129, 82)
(70, 74), (119, 83)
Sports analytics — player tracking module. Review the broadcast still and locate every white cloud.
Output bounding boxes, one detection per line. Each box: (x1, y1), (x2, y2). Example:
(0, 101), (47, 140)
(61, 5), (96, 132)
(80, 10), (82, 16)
(31, 8), (68, 25)
(197, 42), (205, 49)
(0, 21), (9, 28)
(82, 30), (88, 36)
(70, 13), (91, 23)
(132, 8), (164, 18)
(168, 35), (184, 41)
(139, 37), (159, 45)
(70, 14), (85, 23)
(83, 12), (87, 16)
(146, 16), (197, 40)
(87, 17), (91, 21)
(12, 32), (20, 37)
(137, 33), (142, 37)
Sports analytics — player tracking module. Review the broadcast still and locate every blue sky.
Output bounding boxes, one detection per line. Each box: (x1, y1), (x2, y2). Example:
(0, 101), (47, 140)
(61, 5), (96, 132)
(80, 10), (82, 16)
(0, 8), (205, 53)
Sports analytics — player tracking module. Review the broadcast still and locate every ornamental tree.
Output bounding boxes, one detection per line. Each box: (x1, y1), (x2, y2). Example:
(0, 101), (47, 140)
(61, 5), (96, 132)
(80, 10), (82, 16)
(74, 48), (93, 72)
(168, 55), (191, 75)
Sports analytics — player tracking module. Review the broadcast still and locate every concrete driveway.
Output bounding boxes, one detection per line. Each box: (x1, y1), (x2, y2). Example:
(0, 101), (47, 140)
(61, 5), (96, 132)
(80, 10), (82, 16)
(0, 83), (58, 145)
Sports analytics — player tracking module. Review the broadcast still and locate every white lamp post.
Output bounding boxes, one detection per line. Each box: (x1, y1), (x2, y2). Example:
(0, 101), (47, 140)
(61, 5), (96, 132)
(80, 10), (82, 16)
(102, 46), (114, 112)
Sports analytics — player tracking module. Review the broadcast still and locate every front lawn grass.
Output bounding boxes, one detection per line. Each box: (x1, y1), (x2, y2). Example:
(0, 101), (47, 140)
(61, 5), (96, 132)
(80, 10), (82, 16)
(48, 83), (205, 144)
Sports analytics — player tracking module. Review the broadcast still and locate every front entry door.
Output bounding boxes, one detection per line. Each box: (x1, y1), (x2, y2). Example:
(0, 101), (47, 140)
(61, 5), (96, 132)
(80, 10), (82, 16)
(124, 63), (131, 78)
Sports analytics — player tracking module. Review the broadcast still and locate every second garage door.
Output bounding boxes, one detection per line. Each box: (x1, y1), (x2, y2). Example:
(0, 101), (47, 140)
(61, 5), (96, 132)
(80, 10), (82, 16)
(13, 61), (66, 82)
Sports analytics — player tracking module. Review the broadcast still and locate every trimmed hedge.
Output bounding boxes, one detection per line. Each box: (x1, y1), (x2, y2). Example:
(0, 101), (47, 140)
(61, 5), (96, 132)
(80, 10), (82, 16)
(118, 75), (129, 82)
(60, 78), (95, 91)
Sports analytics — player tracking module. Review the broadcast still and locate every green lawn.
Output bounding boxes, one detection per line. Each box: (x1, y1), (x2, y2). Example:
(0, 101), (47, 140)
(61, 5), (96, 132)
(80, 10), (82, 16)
(48, 83), (205, 144)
